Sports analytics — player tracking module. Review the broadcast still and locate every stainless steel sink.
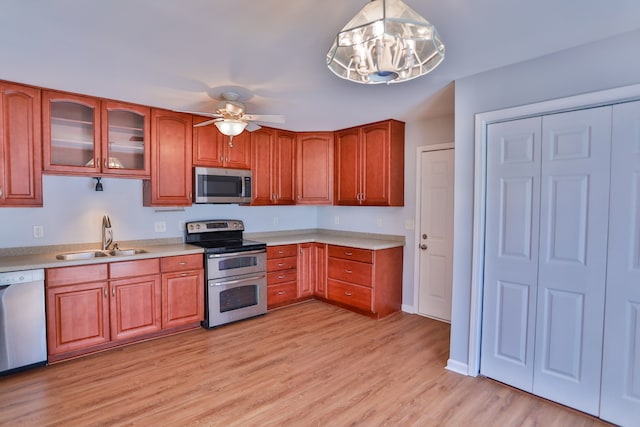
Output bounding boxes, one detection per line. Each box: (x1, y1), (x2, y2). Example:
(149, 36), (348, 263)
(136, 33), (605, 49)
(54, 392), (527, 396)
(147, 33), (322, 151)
(56, 251), (110, 260)
(106, 248), (148, 256)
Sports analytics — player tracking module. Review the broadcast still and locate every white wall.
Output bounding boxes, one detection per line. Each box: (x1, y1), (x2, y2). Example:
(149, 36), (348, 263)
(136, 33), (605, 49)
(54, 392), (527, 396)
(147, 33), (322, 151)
(0, 114), (454, 309)
(450, 29), (640, 369)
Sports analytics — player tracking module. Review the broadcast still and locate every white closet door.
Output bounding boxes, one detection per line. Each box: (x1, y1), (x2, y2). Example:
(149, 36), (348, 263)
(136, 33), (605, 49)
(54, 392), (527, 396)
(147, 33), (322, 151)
(481, 117), (542, 391)
(600, 100), (640, 426)
(532, 106), (612, 415)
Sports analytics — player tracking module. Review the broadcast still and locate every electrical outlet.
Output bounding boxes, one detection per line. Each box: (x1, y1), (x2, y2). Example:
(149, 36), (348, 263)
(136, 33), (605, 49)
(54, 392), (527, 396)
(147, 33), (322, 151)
(33, 225), (44, 238)
(273, 217), (279, 225)
(405, 219), (415, 230)
(178, 221), (185, 231)
(154, 221), (166, 233)
(376, 218), (383, 228)
(334, 215), (340, 225)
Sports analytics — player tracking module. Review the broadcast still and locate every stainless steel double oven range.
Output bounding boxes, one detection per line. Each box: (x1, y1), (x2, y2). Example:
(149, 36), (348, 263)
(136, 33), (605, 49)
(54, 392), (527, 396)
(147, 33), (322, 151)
(185, 220), (267, 328)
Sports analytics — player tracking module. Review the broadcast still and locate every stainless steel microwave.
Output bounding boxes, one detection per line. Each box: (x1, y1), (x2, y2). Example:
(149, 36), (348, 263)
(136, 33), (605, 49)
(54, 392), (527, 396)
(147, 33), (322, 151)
(193, 167), (252, 204)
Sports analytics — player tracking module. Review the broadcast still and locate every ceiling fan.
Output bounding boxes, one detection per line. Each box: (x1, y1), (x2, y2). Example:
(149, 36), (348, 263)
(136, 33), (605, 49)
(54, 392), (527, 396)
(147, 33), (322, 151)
(185, 91), (285, 147)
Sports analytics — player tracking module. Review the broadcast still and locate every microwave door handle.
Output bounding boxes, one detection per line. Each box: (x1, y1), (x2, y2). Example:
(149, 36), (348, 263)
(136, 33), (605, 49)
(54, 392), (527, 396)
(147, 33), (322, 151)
(210, 274), (266, 287)
(208, 249), (266, 259)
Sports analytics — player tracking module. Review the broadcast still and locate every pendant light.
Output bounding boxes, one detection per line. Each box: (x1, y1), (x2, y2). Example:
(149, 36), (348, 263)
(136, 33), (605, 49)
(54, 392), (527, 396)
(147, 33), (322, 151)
(327, 0), (445, 84)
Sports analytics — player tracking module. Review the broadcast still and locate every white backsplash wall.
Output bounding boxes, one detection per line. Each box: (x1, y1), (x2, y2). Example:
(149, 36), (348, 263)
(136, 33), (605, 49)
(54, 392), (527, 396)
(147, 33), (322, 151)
(0, 175), (317, 248)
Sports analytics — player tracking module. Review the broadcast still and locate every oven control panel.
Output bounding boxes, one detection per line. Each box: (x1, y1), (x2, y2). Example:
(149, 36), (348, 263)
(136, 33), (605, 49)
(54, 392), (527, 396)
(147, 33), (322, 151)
(186, 220), (244, 234)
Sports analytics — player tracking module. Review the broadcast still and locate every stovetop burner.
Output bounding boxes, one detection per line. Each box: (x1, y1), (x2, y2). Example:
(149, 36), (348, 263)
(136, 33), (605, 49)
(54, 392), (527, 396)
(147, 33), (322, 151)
(185, 220), (266, 254)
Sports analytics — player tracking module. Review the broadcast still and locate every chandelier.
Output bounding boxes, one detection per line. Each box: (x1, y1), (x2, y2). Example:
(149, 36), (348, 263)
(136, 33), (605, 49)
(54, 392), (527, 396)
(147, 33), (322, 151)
(326, 0), (445, 84)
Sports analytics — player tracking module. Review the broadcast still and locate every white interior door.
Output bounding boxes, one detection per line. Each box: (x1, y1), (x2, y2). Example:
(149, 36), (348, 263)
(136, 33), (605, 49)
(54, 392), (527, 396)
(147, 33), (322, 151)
(417, 148), (454, 322)
(532, 106), (612, 415)
(480, 117), (542, 392)
(600, 100), (640, 426)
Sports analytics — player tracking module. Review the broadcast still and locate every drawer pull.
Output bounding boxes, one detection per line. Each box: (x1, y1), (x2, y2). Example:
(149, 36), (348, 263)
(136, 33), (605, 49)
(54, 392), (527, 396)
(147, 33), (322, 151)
(277, 291), (287, 295)
(345, 269), (352, 274)
(277, 275), (285, 279)
(278, 250), (285, 254)
(344, 291), (352, 296)
(278, 263), (285, 267)
(179, 261), (187, 266)
(345, 251), (353, 256)
(180, 273), (188, 277)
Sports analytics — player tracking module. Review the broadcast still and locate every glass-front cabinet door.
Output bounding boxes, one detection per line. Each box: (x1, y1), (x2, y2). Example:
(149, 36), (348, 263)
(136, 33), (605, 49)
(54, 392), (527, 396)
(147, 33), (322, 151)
(101, 101), (150, 177)
(43, 91), (101, 174)
(43, 91), (150, 178)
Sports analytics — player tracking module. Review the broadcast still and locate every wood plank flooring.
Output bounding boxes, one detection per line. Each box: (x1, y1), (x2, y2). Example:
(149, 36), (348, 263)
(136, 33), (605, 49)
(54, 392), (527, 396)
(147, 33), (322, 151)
(0, 301), (609, 426)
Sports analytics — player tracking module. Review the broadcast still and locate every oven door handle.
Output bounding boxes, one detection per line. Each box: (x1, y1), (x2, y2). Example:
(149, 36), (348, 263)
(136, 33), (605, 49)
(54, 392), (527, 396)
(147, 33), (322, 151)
(210, 274), (266, 287)
(208, 249), (266, 259)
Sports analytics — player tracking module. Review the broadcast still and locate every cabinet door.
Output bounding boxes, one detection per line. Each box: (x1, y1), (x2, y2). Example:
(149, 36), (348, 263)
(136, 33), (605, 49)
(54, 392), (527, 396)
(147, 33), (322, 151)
(334, 128), (361, 205)
(224, 131), (251, 169)
(274, 130), (296, 205)
(314, 243), (327, 298)
(251, 127), (275, 205)
(162, 269), (204, 329)
(296, 132), (333, 204)
(0, 83), (42, 206)
(297, 243), (314, 298)
(361, 123), (391, 205)
(110, 275), (162, 341)
(101, 100), (150, 177)
(144, 109), (193, 206)
(42, 90), (101, 174)
(192, 116), (224, 167)
(46, 281), (110, 356)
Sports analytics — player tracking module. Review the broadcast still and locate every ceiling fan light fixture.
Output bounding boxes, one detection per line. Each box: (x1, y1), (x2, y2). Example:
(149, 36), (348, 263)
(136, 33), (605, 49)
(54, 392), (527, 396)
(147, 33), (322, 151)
(215, 119), (247, 136)
(326, 0), (445, 84)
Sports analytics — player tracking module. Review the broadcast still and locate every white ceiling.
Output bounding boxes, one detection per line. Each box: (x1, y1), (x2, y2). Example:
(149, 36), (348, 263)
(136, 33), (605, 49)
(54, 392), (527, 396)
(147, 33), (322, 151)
(1, 0), (639, 131)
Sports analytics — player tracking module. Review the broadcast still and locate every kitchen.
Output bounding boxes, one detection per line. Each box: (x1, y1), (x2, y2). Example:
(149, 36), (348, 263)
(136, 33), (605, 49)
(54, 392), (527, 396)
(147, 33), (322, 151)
(2, 0), (640, 425)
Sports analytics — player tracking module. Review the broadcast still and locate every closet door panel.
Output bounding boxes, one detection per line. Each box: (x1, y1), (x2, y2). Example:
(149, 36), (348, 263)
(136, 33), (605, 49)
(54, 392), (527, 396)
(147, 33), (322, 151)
(533, 106), (612, 415)
(481, 117), (542, 392)
(601, 100), (640, 426)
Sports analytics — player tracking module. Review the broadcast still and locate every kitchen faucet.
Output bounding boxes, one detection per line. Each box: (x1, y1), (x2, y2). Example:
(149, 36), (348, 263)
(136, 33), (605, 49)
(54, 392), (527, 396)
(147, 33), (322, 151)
(102, 215), (113, 250)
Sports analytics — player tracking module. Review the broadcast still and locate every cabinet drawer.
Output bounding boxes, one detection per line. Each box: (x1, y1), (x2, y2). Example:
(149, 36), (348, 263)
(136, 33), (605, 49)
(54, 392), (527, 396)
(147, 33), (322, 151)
(267, 282), (297, 306)
(267, 244), (298, 258)
(268, 269), (297, 285)
(327, 258), (372, 287)
(267, 256), (297, 272)
(110, 258), (160, 279)
(46, 263), (108, 287)
(161, 254), (203, 273)
(327, 280), (372, 312)
(327, 245), (372, 263)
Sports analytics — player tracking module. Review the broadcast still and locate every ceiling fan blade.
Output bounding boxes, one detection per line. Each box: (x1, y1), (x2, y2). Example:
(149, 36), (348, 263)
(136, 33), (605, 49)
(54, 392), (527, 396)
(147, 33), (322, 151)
(179, 110), (222, 118)
(246, 122), (262, 132)
(193, 118), (221, 128)
(243, 114), (285, 124)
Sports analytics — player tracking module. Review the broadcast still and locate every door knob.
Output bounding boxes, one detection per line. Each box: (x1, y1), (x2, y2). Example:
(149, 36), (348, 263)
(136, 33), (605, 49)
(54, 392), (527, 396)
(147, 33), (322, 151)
(420, 244), (428, 250)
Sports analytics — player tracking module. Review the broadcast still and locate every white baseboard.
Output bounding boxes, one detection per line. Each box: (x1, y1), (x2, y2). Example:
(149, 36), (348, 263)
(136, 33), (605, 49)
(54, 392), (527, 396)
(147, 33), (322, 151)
(401, 304), (415, 314)
(445, 359), (469, 376)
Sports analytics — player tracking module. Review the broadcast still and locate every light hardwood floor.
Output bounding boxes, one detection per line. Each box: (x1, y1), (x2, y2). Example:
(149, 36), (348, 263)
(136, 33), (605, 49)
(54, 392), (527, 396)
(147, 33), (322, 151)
(0, 301), (609, 426)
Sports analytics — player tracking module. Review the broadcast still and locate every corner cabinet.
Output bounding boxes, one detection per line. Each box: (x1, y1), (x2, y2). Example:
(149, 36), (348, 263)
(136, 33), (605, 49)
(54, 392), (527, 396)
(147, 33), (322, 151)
(192, 116), (251, 169)
(43, 91), (150, 178)
(251, 127), (296, 205)
(143, 109), (193, 206)
(0, 82), (42, 207)
(335, 119), (404, 206)
(296, 132), (334, 204)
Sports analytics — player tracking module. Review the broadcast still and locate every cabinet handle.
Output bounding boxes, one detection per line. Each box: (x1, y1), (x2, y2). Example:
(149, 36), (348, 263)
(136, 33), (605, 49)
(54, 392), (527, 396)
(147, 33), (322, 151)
(345, 269), (352, 274)
(277, 291), (286, 295)
(180, 273), (188, 277)
(277, 250), (285, 254)
(278, 263), (285, 267)
(112, 287), (115, 297)
(344, 291), (352, 296)
(297, 194), (301, 200)
(220, 156), (224, 163)
(179, 261), (187, 265)
(0, 186), (2, 198)
(103, 158), (107, 168)
(104, 287), (107, 298)
(226, 156), (229, 162)
(345, 251), (353, 256)
(277, 275), (285, 279)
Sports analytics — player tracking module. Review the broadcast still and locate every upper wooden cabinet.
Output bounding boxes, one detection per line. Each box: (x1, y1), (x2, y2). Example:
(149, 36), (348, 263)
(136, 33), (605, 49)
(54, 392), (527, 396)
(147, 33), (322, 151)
(0, 82), (42, 207)
(192, 116), (251, 169)
(296, 132), (333, 205)
(335, 119), (404, 206)
(42, 90), (150, 178)
(143, 109), (193, 206)
(251, 127), (296, 205)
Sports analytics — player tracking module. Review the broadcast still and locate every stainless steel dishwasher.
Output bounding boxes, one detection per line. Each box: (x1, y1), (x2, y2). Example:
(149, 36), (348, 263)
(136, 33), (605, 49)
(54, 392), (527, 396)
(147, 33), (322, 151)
(0, 269), (47, 375)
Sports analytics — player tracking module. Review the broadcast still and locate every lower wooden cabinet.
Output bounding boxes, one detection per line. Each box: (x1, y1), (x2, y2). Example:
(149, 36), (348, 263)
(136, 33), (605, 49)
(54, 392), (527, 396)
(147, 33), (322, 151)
(266, 244), (298, 308)
(46, 254), (203, 362)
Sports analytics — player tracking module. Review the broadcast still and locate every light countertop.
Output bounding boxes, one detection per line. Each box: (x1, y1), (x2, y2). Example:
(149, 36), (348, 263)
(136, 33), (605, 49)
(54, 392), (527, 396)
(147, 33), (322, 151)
(245, 229), (405, 250)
